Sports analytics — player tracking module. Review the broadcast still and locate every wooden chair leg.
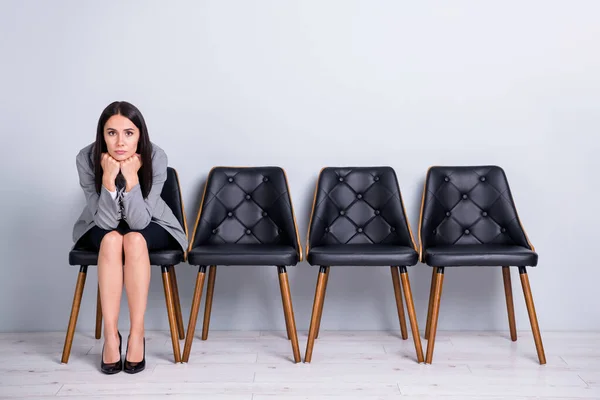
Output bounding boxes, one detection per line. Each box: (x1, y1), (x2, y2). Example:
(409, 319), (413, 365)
(182, 266), (207, 362)
(95, 283), (102, 340)
(61, 266), (88, 364)
(278, 268), (293, 340)
(304, 266), (328, 363)
(391, 266), (408, 340)
(425, 267), (445, 364)
(518, 266), (546, 364)
(399, 266), (425, 363)
(424, 267), (437, 338)
(161, 265), (181, 363)
(278, 266), (301, 363)
(168, 266), (185, 340)
(202, 265), (217, 340)
(502, 266), (517, 341)
(315, 266), (329, 339)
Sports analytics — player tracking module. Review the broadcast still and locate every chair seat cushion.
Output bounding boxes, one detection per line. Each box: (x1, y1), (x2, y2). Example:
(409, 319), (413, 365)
(69, 249), (184, 266)
(69, 249), (99, 266)
(423, 244), (538, 267)
(307, 244), (418, 266)
(188, 244), (299, 266)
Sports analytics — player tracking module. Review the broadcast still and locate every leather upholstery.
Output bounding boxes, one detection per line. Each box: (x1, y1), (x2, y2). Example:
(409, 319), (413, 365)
(187, 167), (301, 266)
(161, 168), (186, 233)
(425, 245), (537, 267)
(308, 244), (418, 266)
(69, 167), (186, 266)
(419, 165), (537, 266)
(188, 244), (297, 266)
(306, 167), (418, 266)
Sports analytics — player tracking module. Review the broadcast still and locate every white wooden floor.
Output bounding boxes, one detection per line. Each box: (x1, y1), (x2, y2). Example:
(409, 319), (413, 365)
(0, 330), (598, 399)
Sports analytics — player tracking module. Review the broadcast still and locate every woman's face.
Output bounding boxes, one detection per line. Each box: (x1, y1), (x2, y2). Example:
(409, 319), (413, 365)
(103, 114), (140, 161)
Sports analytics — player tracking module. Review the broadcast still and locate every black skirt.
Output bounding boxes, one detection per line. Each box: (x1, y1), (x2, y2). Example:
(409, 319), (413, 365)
(76, 221), (178, 251)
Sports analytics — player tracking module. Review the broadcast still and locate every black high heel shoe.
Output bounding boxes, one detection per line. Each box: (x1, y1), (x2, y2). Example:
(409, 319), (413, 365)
(100, 331), (122, 374)
(124, 336), (146, 374)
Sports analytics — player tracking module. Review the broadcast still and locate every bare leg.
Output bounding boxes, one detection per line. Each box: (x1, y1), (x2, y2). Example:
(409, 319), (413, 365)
(97, 231), (124, 364)
(123, 232), (151, 362)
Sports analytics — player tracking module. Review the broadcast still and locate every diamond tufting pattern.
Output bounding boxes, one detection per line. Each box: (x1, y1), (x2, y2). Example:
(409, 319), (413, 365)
(188, 167), (301, 266)
(306, 167), (418, 266)
(419, 165), (537, 266)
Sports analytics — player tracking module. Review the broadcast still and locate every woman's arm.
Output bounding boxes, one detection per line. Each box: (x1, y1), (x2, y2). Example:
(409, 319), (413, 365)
(122, 149), (167, 230)
(76, 152), (120, 230)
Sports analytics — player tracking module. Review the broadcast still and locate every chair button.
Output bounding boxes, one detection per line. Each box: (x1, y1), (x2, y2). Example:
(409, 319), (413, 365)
(245, 194), (251, 200)
(338, 177), (344, 182)
(324, 227), (329, 233)
(357, 193), (363, 199)
(462, 194), (468, 200)
(374, 176), (379, 182)
(501, 227), (506, 233)
(444, 176), (450, 182)
(480, 176), (486, 182)
(245, 229), (251, 235)
(263, 177), (269, 182)
(212, 229), (218, 234)
(227, 212), (233, 217)
(464, 229), (470, 235)
(374, 210), (380, 215)
(432, 229), (436, 234)
(482, 211), (488, 217)
(262, 211), (267, 217)
(446, 211), (451, 217)
(228, 177), (234, 183)
(391, 227), (396, 232)
(339, 210), (345, 216)
(357, 227), (363, 233)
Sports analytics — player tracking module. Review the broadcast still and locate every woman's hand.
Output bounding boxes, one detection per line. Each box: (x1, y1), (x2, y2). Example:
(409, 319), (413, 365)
(101, 153), (120, 191)
(121, 154), (142, 191)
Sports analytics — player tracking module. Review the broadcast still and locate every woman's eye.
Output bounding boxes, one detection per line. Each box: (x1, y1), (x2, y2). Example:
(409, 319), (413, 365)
(107, 131), (115, 136)
(125, 131), (134, 136)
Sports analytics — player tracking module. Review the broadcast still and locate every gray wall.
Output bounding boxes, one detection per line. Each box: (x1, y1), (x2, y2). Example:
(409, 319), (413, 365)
(1, 0), (598, 333)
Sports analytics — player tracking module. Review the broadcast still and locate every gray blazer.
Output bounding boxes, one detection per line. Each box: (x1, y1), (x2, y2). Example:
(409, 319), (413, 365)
(72, 142), (188, 252)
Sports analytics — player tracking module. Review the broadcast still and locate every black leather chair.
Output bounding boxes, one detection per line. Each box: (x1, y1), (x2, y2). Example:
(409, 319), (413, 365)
(61, 167), (188, 364)
(304, 167), (424, 363)
(181, 166), (303, 363)
(419, 165), (545, 364)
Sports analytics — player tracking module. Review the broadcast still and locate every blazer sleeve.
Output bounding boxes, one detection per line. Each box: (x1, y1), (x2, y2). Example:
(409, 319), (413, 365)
(76, 152), (120, 230)
(122, 149), (167, 230)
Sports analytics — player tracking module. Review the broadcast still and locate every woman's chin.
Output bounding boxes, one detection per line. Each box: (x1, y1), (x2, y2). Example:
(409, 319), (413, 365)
(110, 153), (129, 161)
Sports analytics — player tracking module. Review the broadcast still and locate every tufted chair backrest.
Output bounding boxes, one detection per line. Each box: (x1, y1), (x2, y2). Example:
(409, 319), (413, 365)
(307, 167), (416, 253)
(419, 165), (533, 255)
(161, 167), (186, 234)
(190, 167), (302, 257)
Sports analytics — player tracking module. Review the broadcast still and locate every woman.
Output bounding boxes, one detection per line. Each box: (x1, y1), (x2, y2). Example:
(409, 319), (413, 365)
(72, 101), (187, 374)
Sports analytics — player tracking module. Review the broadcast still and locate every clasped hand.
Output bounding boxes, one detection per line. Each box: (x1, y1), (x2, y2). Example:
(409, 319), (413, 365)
(101, 153), (142, 191)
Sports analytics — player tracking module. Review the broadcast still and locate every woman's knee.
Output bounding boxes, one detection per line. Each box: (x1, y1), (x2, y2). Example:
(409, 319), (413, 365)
(123, 232), (147, 254)
(100, 231), (123, 250)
